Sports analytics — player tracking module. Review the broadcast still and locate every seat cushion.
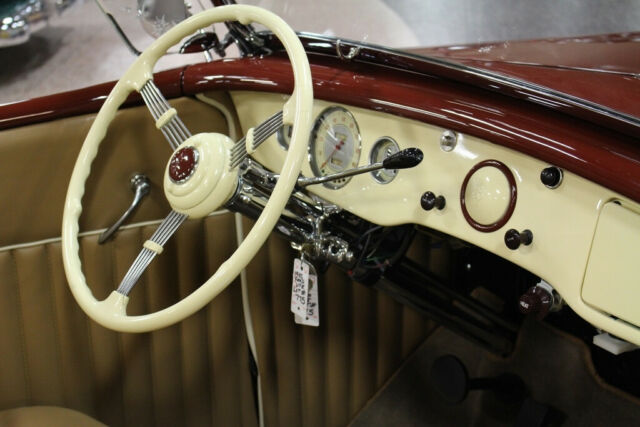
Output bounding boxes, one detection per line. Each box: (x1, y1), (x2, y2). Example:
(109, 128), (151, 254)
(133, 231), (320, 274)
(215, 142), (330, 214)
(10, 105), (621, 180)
(0, 406), (105, 426)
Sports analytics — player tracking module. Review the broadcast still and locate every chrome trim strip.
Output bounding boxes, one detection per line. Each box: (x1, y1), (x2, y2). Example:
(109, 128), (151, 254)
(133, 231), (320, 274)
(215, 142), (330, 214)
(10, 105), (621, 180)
(469, 60), (639, 78)
(0, 210), (229, 253)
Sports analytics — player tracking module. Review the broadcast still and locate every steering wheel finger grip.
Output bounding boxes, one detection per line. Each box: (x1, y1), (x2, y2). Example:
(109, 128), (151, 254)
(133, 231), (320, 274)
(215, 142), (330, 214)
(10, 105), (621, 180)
(61, 5), (313, 332)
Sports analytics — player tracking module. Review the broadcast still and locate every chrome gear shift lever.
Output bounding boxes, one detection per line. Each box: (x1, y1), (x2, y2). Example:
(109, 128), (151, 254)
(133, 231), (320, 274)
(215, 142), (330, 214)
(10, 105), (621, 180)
(297, 147), (423, 187)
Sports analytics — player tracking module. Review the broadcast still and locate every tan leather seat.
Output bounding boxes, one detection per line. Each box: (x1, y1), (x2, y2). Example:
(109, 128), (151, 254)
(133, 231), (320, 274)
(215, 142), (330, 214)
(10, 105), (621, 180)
(0, 406), (105, 426)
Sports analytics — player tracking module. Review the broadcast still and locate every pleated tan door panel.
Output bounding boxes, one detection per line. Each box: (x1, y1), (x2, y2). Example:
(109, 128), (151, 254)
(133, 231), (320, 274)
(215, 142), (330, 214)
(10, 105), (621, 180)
(0, 94), (232, 247)
(1, 89), (433, 426)
(242, 218), (434, 427)
(0, 213), (258, 427)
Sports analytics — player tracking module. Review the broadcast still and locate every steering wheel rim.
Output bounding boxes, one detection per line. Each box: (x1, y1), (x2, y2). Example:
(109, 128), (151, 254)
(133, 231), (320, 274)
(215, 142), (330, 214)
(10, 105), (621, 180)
(61, 5), (313, 332)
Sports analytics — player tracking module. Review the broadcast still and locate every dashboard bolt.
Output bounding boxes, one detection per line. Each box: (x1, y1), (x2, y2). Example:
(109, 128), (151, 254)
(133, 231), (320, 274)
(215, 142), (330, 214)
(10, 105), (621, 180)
(440, 130), (458, 152)
(540, 166), (563, 189)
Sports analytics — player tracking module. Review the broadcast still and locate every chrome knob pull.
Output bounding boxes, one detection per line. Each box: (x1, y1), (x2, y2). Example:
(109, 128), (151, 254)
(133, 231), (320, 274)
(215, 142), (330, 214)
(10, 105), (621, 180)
(98, 174), (151, 244)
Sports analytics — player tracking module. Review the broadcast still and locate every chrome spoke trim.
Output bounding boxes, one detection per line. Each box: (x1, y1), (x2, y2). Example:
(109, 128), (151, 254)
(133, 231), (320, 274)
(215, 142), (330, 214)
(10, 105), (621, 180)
(230, 110), (283, 169)
(116, 210), (188, 296)
(140, 81), (192, 151)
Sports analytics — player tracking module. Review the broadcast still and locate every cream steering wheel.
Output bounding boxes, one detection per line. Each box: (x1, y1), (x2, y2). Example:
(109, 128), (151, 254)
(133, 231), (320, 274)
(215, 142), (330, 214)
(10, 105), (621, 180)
(61, 5), (313, 332)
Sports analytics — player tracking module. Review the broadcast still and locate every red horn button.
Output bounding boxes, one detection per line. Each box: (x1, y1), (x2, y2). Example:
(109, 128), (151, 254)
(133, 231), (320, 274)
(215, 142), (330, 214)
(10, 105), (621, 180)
(169, 146), (199, 183)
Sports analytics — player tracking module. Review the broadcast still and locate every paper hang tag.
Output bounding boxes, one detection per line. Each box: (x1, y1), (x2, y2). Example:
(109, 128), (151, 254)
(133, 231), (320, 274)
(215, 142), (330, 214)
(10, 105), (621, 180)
(295, 269), (319, 327)
(291, 257), (320, 327)
(290, 258), (309, 317)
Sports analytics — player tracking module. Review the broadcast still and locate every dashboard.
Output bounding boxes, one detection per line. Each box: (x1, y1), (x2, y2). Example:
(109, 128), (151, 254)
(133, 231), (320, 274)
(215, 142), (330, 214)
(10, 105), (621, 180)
(230, 90), (640, 345)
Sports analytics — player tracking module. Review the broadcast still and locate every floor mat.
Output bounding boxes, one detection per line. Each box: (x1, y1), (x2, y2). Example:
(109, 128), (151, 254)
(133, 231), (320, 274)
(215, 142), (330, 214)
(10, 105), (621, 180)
(350, 317), (640, 426)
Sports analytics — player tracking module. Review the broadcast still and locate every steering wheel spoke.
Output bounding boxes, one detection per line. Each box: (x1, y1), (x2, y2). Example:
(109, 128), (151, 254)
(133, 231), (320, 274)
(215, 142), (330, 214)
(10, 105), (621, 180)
(140, 80), (192, 150)
(116, 210), (188, 296)
(230, 110), (283, 168)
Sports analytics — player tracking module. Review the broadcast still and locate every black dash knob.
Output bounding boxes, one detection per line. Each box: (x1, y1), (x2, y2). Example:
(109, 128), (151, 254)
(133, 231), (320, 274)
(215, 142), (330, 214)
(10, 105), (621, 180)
(421, 191), (446, 211)
(540, 166), (563, 188)
(382, 148), (424, 170)
(504, 229), (533, 250)
(518, 286), (553, 319)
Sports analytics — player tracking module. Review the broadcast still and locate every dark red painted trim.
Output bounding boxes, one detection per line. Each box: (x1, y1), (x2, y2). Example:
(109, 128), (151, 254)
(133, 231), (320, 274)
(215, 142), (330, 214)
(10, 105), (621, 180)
(460, 160), (517, 233)
(407, 32), (640, 75)
(1, 55), (640, 206)
(269, 35), (640, 138)
(183, 56), (640, 204)
(0, 67), (185, 130)
(443, 58), (640, 121)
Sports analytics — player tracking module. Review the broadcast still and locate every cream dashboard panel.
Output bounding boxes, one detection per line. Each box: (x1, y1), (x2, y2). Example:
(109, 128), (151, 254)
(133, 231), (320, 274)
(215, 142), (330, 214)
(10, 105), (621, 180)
(229, 90), (640, 345)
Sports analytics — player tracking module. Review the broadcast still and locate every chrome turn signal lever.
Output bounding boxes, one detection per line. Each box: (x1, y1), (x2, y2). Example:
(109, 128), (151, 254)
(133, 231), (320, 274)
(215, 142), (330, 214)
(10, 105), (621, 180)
(297, 148), (423, 188)
(98, 174), (151, 244)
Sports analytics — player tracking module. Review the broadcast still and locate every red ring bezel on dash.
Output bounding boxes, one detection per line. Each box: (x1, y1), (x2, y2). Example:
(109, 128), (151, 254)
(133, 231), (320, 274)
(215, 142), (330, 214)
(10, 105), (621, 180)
(460, 159), (517, 232)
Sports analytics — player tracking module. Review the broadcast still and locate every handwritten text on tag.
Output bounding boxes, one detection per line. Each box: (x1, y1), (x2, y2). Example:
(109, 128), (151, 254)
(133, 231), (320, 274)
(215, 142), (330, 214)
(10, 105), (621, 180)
(290, 258), (309, 317)
(295, 269), (319, 327)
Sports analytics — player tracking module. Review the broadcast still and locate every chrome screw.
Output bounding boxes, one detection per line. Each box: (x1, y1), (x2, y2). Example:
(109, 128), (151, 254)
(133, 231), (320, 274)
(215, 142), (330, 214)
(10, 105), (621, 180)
(440, 130), (458, 152)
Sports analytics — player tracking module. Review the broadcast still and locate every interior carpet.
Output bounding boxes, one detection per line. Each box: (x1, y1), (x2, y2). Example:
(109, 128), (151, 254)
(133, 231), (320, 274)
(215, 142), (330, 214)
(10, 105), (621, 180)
(349, 316), (640, 426)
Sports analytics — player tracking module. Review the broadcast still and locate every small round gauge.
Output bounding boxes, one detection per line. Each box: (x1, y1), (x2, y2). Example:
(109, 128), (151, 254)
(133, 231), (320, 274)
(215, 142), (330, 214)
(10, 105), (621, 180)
(276, 124), (293, 150)
(370, 137), (400, 184)
(309, 106), (361, 189)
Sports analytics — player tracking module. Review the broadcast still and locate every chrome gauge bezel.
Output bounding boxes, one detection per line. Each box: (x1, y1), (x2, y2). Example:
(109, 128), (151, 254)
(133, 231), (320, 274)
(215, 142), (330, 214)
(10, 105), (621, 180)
(309, 106), (362, 189)
(370, 136), (400, 184)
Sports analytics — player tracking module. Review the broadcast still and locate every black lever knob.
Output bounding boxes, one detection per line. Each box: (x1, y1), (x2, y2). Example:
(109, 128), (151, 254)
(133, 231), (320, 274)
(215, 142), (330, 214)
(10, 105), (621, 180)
(431, 355), (525, 404)
(504, 229), (533, 250)
(382, 148), (423, 170)
(421, 191), (446, 211)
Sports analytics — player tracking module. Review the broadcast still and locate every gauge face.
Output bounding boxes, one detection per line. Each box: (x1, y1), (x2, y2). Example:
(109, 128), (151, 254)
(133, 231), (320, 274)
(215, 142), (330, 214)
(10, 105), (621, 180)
(276, 124), (293, 150)
(370, 137), (400, 184)
(309, 106), (361, 189)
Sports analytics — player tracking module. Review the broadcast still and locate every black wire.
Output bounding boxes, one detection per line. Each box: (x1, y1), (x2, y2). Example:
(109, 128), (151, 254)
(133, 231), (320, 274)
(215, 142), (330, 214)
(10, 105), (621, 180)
(355, 232), (373, 267)
(355, 225), (383, 245)
(365, 227), (393, 258)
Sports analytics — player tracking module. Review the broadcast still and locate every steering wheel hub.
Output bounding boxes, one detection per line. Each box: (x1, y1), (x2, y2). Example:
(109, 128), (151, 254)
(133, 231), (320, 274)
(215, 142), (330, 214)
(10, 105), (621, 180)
(164, 132), (239, 218)
(169, 146), (200, 183)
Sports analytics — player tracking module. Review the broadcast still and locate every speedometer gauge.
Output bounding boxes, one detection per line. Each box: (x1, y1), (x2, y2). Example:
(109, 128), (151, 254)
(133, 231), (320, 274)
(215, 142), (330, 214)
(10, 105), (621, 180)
(309, 106), (361, 189)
